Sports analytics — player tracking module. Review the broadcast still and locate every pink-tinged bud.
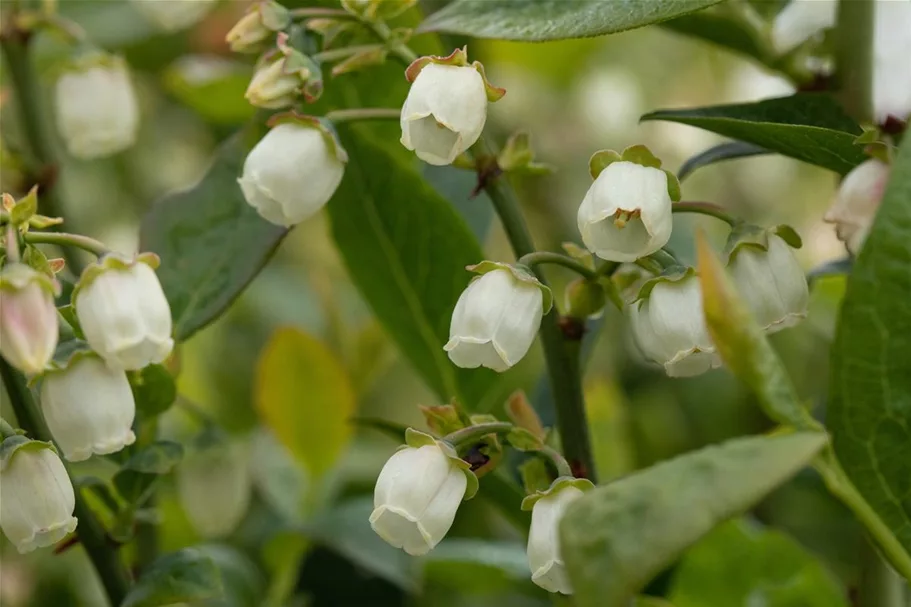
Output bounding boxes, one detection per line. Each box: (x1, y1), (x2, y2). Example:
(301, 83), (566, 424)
(0, 264), (59, 376)
(825, 159), (891, 255)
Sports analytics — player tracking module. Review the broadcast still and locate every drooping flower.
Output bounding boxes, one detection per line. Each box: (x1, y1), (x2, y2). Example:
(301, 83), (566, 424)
(445, 263), (551, 373)
(54, 54), (140, 160)
(370, 430), (477, 556)
(238, 119), (347, 227)
(770, 0), (837, 55)
(629, 271), (721, 377)
(825, 158), (890, 255)
(0, 264), (59, 376)
(0, 438), (78, 554)
(40, 353), (136, 462)
(873, 0), (911, 122)
(577, 161), (673, 262)
(74, 253), (173, 371)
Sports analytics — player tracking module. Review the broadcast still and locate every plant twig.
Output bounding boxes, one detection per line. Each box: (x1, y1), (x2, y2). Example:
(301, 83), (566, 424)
(836, 0), (875, 123)
(0, 358), (132, 604)
(518, 251), (598, 280)
(672, 201), (737, 226)
(24, 231), (109, 258)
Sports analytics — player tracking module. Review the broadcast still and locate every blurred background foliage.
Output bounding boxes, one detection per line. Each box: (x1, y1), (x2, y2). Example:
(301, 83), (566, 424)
(0, 0), (857, 605)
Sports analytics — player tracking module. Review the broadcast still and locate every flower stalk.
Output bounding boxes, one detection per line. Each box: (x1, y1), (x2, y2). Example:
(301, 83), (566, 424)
(23, 231), (109, 257)
(517, 252), (597, 280)
(672, 201), (737, 226)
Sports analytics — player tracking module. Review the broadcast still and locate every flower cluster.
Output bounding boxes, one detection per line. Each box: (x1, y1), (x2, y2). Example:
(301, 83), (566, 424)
(0, 192), (173, 553)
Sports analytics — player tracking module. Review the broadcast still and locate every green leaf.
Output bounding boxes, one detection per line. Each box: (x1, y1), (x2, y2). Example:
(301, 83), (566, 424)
(418, 0), (725, 41)
(560, 432), (827, 607)
(668, 519), (849, 607)
(195, 544), (266, 607)
(162, 56), (256, 126)
(123, 548), (223, 607)
(302, 497), (417, 592)
(128, 364), (177, 419)
(830, 133), (911, 567)
(139, 132), (287, 342)
(678, 141), (769, 181)
(661, 9), (769, 64)
(113, 441), (184, 505)
(641, 94), (867, 175)
(328, 128), (497, 407)
(695, 234), (818, 430)
(254, 328), (354, 479)
(422, 539), (536, 594)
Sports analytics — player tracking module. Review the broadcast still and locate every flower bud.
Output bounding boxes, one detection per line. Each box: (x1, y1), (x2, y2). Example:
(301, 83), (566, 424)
(0, 264), (59, 376)
(630, 273), (720, 377)
(728, 234), (808, 333)
(370, 431), (475, 556)
(0, 439), (78, 553)
(54, 55), (140, 160)
(131, 0), (216, 32)
(239, 121), (346, 227)
(40, 354), (136, 462)
(245, 38), (322, 109)
(74, 254), (173, 371)
(401, 63), (488, 165)
(226, 1), (290, 54)
(874, 2), (911, 122)
(825, 159), (890, 255)
(527, 483), (586, 594)
(444, 264), (551, 373)
(177, 438), (251, 538)
(770, 0), (836, 54)
(577, 161), (673, 262)
(564, 278), (606, 320)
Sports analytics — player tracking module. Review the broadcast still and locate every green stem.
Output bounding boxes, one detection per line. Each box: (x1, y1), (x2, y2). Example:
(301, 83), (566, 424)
(857, 538), (905, 607)
(518, 251), (598, 280)
(538, 445), (574, 478)
(672, 201), (737, 226)
(479, 139), (596, 482)
(595, 261), (621, 278)
(23, 231), (109, 258)
(289, 7), (352, 19)
(0, 28), (82, 273)
(370, 19), (417, 64)
(0, 358), (132, 604)
(836, 0), (875, 124)
(815, 450), (911, 581)
(444, 422), (514, 448)
(313, 44), (384, 63)
(325, 107), (401, 124)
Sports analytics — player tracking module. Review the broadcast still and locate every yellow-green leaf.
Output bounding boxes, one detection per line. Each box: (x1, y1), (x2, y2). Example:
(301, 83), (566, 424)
(255, 328), (355, 478)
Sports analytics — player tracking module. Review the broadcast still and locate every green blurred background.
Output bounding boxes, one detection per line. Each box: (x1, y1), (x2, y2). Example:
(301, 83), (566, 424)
(0, 1), (858, 605)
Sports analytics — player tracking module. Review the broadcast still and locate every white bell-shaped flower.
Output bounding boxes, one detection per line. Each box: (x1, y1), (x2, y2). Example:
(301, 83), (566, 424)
(874, 1), (911, 122)
(75, 254), (173, 371)
(370, 431), (476, 556)
(444, 264), (550, 373)
(401, 63), (488, 166)
(131, 0), (216, 32)
(527, 483), (587, 595)
(728, 234), (808, 333)
(577, 161), (673, 262)
(0, 440), (78, 553)
(630, 273), (721, 377)
(177, 439), (252, 538)
(825, 159), (890, 255)
(40, 354), (136, 462)
(54, 55), (139, 160)
(239, 122), (346, 227)
(771, 0), (837, 54)
(0, 264), (59, 376)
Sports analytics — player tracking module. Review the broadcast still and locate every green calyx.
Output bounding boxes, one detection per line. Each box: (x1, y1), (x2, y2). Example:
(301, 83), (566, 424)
(589, 144), (681, 202)
(0, 435), (57, 472)
(58, 50), (127, 78)
(0, 262), (60, 297)
(403, 428), (479, 500)
(466, 260), (554, 313)
(723, 223), (803, 263)
(71, 251), (159, 305)
(520, 475), (595, 511)
(405, 47), (505, 102)
(272, 33), (323, 103)
(497, 132), (552, 175)
(38, 340), (98, 380)
(634, 265), (695, 303)
(266, 111), (349, 163)
(253, 0), (291, 31)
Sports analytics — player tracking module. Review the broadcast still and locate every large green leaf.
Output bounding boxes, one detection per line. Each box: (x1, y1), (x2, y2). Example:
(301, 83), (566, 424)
(677, 141), (769, 181)
(113, 441), (184, 506)
(328, 128), (498, 407)
(419, 0), (724, 41)
(423, 539), (536, 595)
(830, 134), (911, 563)
(668, 519), (849, 607)
(255, 328), (355, 478)
(139, 132), (287, 342)
(560, 432), (827, 607)
(123, 548), (223, 607)
(641, 95), (866, 175)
